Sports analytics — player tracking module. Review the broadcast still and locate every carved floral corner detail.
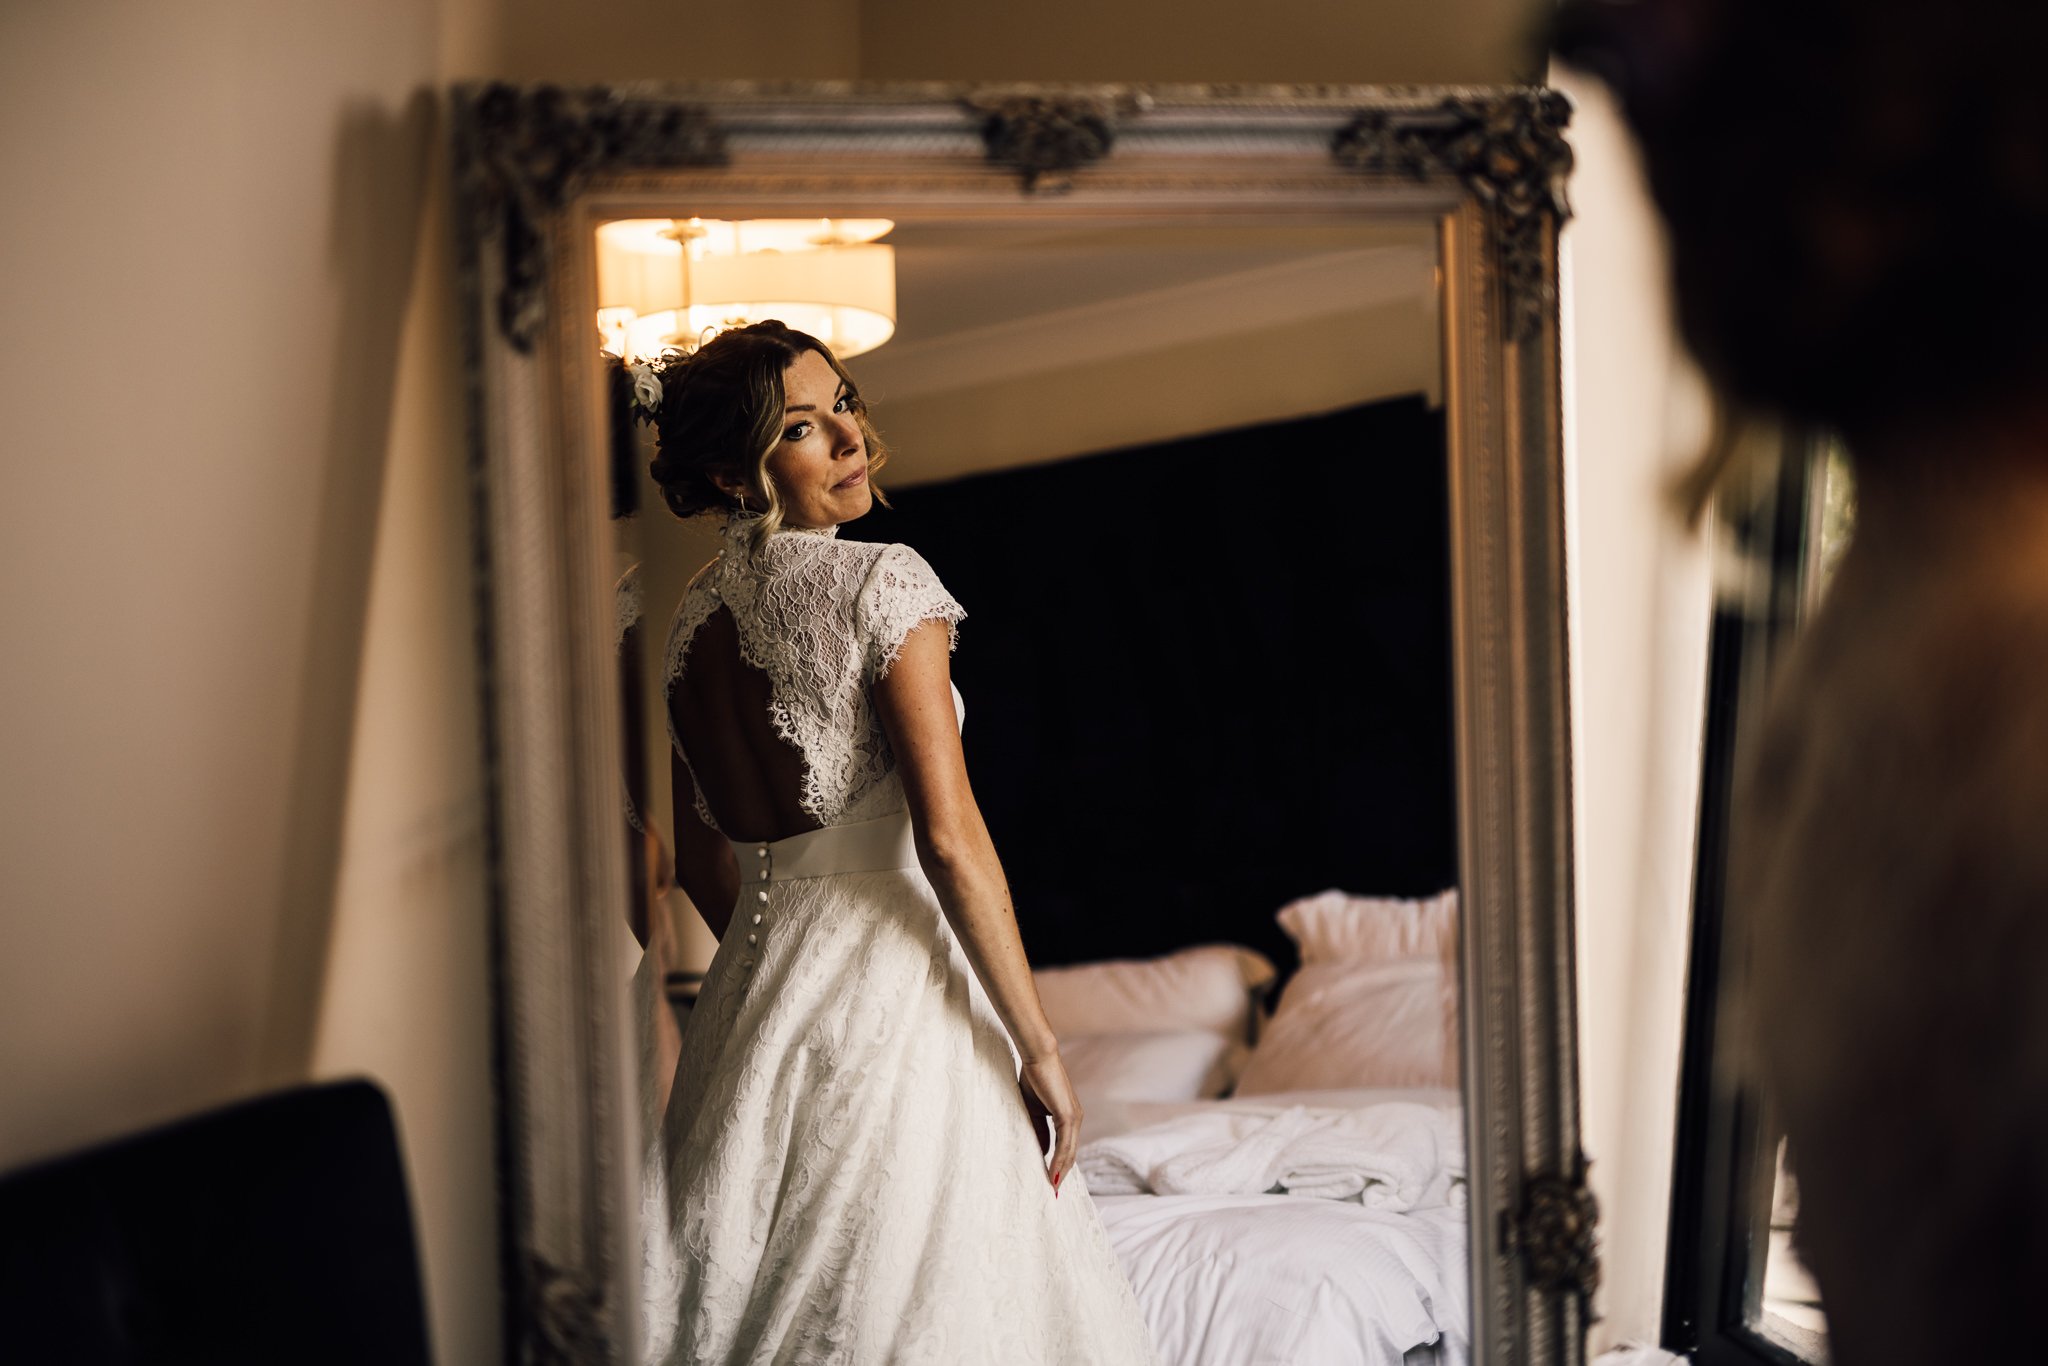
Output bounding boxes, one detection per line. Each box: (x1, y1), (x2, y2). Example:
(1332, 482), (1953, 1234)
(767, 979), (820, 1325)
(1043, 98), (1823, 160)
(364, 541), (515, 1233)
(1515, 1154), (1602, 1306)
(524, 1252), (608, 1365)
(1332, 92), (1574, 341)
(968, 95), (1125, 193)
(456, 83), (728, 353)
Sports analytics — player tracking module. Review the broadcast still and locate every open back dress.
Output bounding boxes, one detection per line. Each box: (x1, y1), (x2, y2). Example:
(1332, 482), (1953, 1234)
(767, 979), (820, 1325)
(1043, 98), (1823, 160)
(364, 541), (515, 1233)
(638, 513), (1158, 1366)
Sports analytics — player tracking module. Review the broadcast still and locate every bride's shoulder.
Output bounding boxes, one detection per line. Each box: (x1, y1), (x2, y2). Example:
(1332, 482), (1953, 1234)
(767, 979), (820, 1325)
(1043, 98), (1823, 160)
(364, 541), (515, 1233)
(764, 532), (959, 619)
(769, 532), (891, 596)
(786, 533), (925, 587)
(850, 540), (953, 597)
(850, 542), (965, 669)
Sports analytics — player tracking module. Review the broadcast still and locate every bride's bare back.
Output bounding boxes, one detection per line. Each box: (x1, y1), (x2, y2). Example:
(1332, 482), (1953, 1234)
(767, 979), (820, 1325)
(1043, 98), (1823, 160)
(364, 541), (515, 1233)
(667, 602), (819, 845)
(659, 524), (970, 942)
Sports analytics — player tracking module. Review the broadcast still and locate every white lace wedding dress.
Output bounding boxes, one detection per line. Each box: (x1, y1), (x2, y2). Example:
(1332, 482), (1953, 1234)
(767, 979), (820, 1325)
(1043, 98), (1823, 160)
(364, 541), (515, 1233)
(639, 514), (1159, 1366)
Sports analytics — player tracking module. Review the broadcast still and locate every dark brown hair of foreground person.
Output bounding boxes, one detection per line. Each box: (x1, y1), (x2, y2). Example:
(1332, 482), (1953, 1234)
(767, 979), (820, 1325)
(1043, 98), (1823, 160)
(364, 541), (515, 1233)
(1555, 4), (2048, 1364)
(1554, 0), (2048, 444)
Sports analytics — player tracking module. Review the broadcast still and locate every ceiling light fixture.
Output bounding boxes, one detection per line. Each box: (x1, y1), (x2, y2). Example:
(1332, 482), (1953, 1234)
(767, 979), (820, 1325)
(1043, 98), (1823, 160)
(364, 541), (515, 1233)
(594, 217), (897, 362)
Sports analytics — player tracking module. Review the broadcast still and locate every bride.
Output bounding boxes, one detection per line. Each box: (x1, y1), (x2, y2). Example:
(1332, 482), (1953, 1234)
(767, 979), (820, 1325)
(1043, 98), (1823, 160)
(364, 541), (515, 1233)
(635, 320), (1159, 1365)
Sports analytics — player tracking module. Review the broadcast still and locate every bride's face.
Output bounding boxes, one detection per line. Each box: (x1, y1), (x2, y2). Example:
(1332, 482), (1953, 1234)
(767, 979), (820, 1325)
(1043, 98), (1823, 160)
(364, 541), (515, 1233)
(765, 348), (873, 528)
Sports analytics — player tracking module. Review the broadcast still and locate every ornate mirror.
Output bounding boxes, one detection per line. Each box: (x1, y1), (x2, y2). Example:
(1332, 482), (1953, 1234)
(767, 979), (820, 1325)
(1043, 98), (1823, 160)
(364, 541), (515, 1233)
(451, 80), (1587, 1366)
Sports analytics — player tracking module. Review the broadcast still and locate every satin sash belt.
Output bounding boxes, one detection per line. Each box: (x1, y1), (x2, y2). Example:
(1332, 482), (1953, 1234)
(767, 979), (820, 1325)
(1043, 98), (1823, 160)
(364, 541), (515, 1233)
(728, 811), (920, 885)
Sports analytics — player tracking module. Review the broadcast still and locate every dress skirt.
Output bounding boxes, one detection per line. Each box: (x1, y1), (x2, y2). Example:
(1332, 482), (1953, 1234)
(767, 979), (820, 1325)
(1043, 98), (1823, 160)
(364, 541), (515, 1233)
(640, 812), (1160, 1366)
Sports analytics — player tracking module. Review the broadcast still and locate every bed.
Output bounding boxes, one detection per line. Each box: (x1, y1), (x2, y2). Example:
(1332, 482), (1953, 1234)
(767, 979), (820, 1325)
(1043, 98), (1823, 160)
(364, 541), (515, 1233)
(1084, 1088), (1468, 1366)
(1037, 891), (1468, 1366)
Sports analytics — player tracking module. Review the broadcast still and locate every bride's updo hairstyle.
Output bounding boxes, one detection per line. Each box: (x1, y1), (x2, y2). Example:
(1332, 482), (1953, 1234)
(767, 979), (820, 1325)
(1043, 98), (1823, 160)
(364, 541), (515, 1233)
(645, 320), (889, 547)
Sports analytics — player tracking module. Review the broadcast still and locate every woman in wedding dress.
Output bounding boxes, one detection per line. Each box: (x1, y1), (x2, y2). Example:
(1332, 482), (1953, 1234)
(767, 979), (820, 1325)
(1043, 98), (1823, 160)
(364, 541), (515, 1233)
(635, 321), (1159, 1365)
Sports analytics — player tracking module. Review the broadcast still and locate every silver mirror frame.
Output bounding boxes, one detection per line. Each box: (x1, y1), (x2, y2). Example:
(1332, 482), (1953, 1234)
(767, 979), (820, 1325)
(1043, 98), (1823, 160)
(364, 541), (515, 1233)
(450, 79), (1590, 1366)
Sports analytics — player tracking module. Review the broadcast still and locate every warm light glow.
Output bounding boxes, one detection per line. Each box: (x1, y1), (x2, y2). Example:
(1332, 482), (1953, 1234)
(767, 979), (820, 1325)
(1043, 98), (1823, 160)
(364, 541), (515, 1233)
(594, 217), (897, 361)
(595, 306), (636, 359)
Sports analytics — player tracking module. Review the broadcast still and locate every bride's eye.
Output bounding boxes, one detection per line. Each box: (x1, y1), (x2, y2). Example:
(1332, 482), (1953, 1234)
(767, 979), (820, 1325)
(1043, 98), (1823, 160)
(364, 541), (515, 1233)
(834, 393), (856, 414)
(784, 420), (813, 442)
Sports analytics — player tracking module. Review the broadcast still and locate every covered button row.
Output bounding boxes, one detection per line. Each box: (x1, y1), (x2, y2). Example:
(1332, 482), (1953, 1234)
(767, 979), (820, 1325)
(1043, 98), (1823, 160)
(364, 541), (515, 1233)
(743, 844), (770, 965)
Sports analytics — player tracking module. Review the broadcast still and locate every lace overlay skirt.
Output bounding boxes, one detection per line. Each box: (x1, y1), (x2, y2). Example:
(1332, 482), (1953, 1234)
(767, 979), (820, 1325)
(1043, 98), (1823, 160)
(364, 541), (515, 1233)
(640, 812), (1159, 1366)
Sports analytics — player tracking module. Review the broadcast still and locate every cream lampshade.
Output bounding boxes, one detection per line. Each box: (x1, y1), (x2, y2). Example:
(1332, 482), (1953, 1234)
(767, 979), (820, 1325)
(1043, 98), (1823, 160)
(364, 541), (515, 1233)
(594, 218), (897, 361)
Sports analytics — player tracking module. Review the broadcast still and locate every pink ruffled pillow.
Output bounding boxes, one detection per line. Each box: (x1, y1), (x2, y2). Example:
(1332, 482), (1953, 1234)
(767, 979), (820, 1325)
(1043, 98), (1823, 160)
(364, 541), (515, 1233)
(1034, 944), (1277, 1047)
(1060, 1030), (1243, 1103)
(1234, 889), (1462, 1094)
(1277, 888), (1459, 968)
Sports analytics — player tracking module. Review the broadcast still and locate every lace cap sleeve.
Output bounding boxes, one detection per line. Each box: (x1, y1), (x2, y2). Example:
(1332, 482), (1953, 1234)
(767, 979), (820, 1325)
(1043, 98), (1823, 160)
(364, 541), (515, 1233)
(856, 542), (966, 683)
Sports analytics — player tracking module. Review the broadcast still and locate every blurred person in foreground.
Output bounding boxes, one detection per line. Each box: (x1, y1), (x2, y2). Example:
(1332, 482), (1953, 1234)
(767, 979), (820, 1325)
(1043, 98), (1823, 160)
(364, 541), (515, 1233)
(1555, 3), (2048, 1362)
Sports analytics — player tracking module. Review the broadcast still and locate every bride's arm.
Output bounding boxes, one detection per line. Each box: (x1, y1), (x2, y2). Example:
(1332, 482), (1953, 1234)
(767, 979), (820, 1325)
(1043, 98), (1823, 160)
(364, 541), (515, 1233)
(671, 750), (738, 940)
(875, 621), (1081, 1187)
(874, 622), (1057, 1059)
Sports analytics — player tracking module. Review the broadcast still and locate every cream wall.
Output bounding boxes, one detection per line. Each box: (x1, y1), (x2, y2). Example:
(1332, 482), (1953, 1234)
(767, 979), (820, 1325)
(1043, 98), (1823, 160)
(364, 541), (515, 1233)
(3, 4), (1706, 1363)
(1554, 66), (1716, 1351)
(0, 4), (503, 1362)
(305, 119), (502, 1363)
(861, 0), (1537, 85)
(486, 0), (864, 83)
(479, 0), (1530, 86)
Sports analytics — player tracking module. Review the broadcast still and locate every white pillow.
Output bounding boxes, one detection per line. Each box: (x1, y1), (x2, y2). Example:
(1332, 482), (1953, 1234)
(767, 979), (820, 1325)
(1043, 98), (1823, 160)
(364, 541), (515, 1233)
(1061, 1030), (1242, 1103)
(1277, 888), (1459, 967)
(1233, 959), (1460, 1093)
(1035, 944), (1277, 1044)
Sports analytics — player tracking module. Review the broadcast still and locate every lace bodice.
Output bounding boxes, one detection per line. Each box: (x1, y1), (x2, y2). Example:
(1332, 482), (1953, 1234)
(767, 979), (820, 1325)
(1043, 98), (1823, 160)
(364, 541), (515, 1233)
(662, 514), (967, 833)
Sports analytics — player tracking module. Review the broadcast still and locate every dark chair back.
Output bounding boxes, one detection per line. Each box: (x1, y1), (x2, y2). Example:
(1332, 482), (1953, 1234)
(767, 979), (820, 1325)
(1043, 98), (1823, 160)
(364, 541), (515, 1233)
(0, 1080), (434, 1365)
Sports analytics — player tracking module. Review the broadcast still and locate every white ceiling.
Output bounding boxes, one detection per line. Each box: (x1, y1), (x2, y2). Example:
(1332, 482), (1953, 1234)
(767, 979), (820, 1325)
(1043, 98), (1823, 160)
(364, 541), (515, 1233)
(843, 219), (1446, 482)
(855, 220), (1441, 403)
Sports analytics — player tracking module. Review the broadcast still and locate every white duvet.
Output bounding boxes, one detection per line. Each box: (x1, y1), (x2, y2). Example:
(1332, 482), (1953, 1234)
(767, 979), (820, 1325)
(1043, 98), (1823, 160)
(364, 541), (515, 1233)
(1082, 1088), (1470, 1366)
(1081, 1101), (1464, 1210)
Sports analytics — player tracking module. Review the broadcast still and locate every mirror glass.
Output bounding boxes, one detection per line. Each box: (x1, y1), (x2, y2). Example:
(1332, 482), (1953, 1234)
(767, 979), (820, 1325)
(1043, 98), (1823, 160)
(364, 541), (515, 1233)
(603, 211), (1473, 1364)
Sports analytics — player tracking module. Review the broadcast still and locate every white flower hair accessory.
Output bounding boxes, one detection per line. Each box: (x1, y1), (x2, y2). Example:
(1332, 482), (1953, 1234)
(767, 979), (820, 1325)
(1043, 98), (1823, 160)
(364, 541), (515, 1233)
(628, 361), (663, 417)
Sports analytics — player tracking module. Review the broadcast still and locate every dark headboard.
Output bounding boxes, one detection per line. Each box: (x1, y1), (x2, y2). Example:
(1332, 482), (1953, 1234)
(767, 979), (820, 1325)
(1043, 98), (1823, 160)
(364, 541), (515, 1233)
(846, 394), (1457, 975)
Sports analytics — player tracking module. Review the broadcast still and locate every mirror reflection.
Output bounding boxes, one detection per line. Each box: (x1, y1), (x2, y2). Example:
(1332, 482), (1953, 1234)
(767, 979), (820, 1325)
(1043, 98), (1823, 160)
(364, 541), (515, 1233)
(605, 215), (1471, 1366)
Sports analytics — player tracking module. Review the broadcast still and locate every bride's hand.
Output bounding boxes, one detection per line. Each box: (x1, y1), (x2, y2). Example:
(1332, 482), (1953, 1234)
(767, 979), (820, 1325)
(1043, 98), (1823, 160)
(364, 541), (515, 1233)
(1018, 1052), (1083, 1193)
